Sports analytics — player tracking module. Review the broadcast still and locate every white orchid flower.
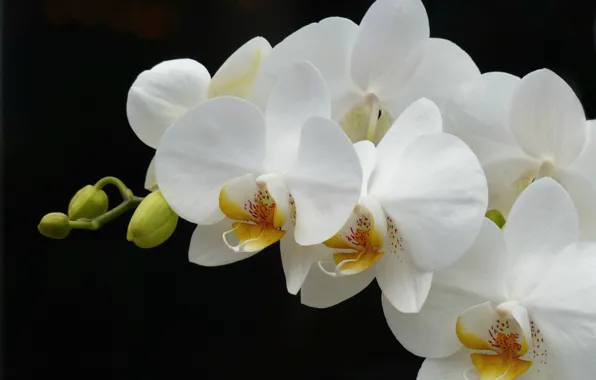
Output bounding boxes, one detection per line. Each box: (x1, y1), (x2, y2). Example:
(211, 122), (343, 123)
(446, 69), (596, 239)
(126, 37), (272, 190)
(252, 0), (479, 144)
(282, 98), (488, 311)
(383, 178), (596, 379)
(154, 61), (363, 289)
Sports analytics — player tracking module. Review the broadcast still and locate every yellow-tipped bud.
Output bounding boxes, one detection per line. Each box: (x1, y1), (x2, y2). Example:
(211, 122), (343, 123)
(127, 191), (178, 248)
(38, 212), (72, 239)
(486, 209), (506, 229)
(68, 185), (109, 220)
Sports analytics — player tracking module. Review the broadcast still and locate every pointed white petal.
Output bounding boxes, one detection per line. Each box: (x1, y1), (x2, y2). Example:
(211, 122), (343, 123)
(509, 69), (587, 164)
(155, 97), (267, 224)
(385, 38), (480, 117)
(557, 169), (596, 240)
(350, 0), (429, 94)
(504, 178), (579, 299)
(383, 220), (507, 358)
(354, 140), (377, 197)
(568, 120), (596, 183)
(189, 219), (259, 266)
(252, 17), (359, 109)
(208, 37), (271, 100)
(369, 97), (442, 194)
(284, 117), (362, 245)
(417, 351), (476, 380)
(301, 262), (375, 308)
(482, 156), (539, 217)
(144, 156), (157, 191)
(264, 61), (331, 172)
(127, 59), (211, 148)
(374, 133), (488, 271)
(523, 243), (596, 380)
(444, 72), (523, 164)
(280, 230), (318, 295)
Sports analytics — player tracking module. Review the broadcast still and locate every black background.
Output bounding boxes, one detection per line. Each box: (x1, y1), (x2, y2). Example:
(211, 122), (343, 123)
(4, 0), (596, 379)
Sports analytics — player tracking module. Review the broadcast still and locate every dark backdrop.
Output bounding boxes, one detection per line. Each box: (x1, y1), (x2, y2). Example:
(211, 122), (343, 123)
(4, 0), (596, 379)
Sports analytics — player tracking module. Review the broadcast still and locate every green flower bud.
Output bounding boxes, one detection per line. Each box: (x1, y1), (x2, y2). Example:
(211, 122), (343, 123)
(486, 209), (506, 229)
(127, 191), (178, 249)
(68, 185), (109, 220)
(38, 212), (72, 239)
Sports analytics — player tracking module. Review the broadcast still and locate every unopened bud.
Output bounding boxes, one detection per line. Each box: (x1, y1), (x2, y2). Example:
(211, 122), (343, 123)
(485, 209), (506, 229)
(127, 191), (178, 248)
(38, 212), (71, 239)
(68, 185), (109, 220)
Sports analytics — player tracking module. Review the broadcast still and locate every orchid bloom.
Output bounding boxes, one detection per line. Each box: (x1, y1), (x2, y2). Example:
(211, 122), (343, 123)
(383, 178), (596, 379)
(446, 69), (596, 239)
(252, 0), (479, 144)
(154, 61), (362, 289)
(280, 98), (488, 311)
(126, 37), (272, 190)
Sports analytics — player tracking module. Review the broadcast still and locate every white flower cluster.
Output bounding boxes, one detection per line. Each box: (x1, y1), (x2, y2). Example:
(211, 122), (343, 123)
(126, 0), (596, 378)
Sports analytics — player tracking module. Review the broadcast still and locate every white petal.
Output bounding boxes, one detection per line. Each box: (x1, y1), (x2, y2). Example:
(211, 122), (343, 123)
(376, 241), (433, 313)
(504, 178), (579, 300)
(383, 220), (507, 358)
(444, 72), (523, 165)
(374, 133), (488, 271)
(482, 156), (539, 217)
(144, 156), (157, 191)
(558, 169), (596, 240)
(252, 17), (359, 109)
(350, 0), (429, 94)
(279, 230), (318, 295)
(284, 117), (362, 245)
(208, 37), (271, 100)
(417, 351), (476, 380)
(568, 119), (596, 183)
(369, 97), (442, 194)
(385, 38), (480, 117)
(509, 69), (587, 164)
(523, 243), (596, 380)
(354, 140), (377, 197)
(301, 262), (375, 308)
(127, 59), (211, 148)
(264, 61), (331, 173)
(189, 219), (259, 266)
(155, 96), (267, 224)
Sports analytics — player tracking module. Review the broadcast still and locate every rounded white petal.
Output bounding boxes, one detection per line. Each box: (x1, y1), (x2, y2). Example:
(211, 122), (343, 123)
(523, 243), (596, 380)
(301, 263), (375, 308)
(354, 140), (377, 197)
(144, 156), (157, 191)
(284, 117), (362, 245)
(444, 71), (523, 164)
(369, 97), (442, 194)
(509, 69), (587, 164)
(374, 133), (488, 271)
(385, 38), (480, 117)
(155, 97), (267, 224)
(383, 219), (507, 358)
(264, 61), (331, 173)
(504, 178), (579, 300)
(350, 0), (429, 94)
(416, 351), (475, 380)
(280, 230), (318, 295)
(189, 219), (259, 266)
(557, 169), (596, 240)
(252, 17), (359, 109)
(208, 37), (271, 100)
(127, 59), (211, 148)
